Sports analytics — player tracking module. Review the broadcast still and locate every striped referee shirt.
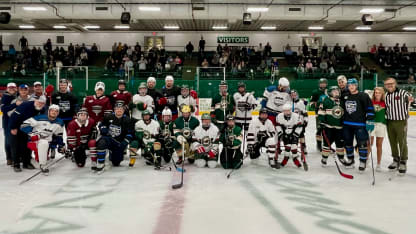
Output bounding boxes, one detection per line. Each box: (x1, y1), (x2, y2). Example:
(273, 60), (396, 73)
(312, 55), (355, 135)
(385, 88), (411, 121)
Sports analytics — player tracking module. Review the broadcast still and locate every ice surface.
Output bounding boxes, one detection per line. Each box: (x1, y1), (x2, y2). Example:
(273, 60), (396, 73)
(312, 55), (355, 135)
(0, 116), (415, 234)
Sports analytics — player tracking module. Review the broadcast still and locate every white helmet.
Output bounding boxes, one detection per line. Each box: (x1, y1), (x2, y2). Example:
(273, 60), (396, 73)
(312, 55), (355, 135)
(278, 77), (290, 87)
(165, 75), (174, 82)
(147, 77), (156, 84)
(49, 104), (60, 112)
(282, 103), (292, 111)
(162, 107), (172, 116)
(95, 81), (105, 91)
(337, 75), (347, 82)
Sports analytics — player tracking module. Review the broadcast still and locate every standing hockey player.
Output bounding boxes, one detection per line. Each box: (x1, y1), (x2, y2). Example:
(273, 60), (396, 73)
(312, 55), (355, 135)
(342, 78), (375, 172)
(131, 82), (154, 122)
(276, 103), (303, 168)
(1, 83), (17, 165)
(310, 78), (328, 152)
(337, 75), (349, 99)
(66, 108), (97, 168)
(111, 79), (132, 110)
(233, 82), (257, 131)
(159, 75), (181, 121)
(173, 105), (200, 164)
(177, 84), (197, 116)
(211, 81), (234, 130)
(31, 81), (44, 99)
(191, 113), (220, 168)
(247, 108), (277, 167)
(130, 110), (164, 169)
(21, 104), (66, 175)
(263, 77), (291, 125)
(83, 82), (113, 124)
(146, 77), (163, 118)
(96, 104), (134, 172)
(290, 90), (309, 155)
(219, 115), (243, 169)
(51, 79), (78, 127)
(318, 86), (347, 166)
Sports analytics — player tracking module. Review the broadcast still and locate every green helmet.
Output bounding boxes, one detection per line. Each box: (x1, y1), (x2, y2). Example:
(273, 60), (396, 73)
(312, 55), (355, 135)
(181, 84), (189, 90)
(201, 113), (211, 120)
(319, 78), (328, 84)
(237, 82), (246, 88)
(328, 86), (340, 98)
(139, 82), (147, 89)
(142, 110), (151, 116)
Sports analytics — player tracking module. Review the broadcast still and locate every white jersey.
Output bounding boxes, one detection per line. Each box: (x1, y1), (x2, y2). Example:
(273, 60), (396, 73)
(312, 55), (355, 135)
(192, 123), (220, 152)
(132, 94), (154, 120)
(177, 95), (197, 116)
(21, 115), (64, 142)
(134, 119), (160, 144)
(247, 117), (276, 145)
(292, 100), (308, 124)
(263, 89), (291, 113)
(233, 92), (257, 123)
(276, 112), (302, 137)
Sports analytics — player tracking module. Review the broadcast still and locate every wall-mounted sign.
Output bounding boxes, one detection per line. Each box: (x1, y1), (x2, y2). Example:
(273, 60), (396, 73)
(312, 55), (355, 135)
(217, 36), (249, 44)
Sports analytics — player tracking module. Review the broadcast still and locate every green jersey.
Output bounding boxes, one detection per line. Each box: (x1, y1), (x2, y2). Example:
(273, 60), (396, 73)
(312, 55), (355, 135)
(318, 96), (344, 129)
(212, 93), (234, 124)
(173, 116), (200, 138)
(373, 100), (387, 124)
(220, 125), (242, 148)
(310, 88), (327, 112)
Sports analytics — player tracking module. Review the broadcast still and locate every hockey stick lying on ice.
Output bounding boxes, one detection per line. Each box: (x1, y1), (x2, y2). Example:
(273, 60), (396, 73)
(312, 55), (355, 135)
(322, 130), (353, 180)
(172, 142), (185, 189)
(19, 156), (66, 185)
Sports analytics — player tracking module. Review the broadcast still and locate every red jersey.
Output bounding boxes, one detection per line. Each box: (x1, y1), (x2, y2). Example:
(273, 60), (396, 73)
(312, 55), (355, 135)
(83, 95), (112, 123)
(110, 90), (132, 107)
(67, 118), (96, 149)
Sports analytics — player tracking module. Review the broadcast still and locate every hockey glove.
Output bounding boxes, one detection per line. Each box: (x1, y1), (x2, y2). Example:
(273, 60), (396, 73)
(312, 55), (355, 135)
(30, 135), (40, 142)
(177, 135), (186, 145)
(196, 146), (205, 154)
(190, 90), (198, 99)
(366, 120), (375, 133)
(208, 150), (217, 158)
(247, 144), (254, 153)
(158, 97), (167, 106)
(100, 126), (109, 136)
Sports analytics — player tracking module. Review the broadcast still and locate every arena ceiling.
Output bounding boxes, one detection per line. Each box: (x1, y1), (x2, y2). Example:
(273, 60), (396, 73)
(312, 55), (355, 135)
(1, 0), (416, 32)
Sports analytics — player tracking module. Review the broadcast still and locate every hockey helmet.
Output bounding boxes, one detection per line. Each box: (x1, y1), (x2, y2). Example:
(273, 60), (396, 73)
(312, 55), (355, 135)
(181, 84), (189, 90)
(77, 107), (88, 116)
(290, 89), (299, 101)
(165, 75), (174, 82)
(139, 82), (147, 89)
(319, 78), (328, 84)
(328, 86), (340, 98)
(49, 104), (60, 112)
(226, 114), (235, 121)
(118, 79), (126, 85)
(59, 79), (68, 84)
(181, 105), (191, 113)
(259, 108), (268, 121)
(181, 84), (190, 97)
(147, 77), (156, 84)
(142, 110), (151, 116)
(278, 77), (290, 87)
(282, 103), (292, 112)
(95, 81), (105, 91)
(201, 113), (211, 120)
(114, 102), (124, 110)
(347, 78), (358, 86)
(162, 107), (172, 116)
(237, 82), (246, 88)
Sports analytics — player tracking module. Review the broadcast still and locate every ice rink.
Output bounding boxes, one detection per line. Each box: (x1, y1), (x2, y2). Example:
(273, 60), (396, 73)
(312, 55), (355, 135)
(1, 116), (415, 234)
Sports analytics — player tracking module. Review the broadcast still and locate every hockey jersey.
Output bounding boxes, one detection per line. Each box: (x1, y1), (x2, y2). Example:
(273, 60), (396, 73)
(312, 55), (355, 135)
(318, 96), (344, 129)
(212, 93), (234, 123)
(276, 112), (302, 137)
(111, 90), (132, 107)
(292, 99), (308, 124)
(310, 88), (327, 113)
(220, 126), (242, 149)
(263, 89), (291, 114)
(233, 92), (257, 123)
(83, 95), (112, 123)
(247, 117), (276, 145)
(192, 123), (220, 146)
(177, 95), (197, 115)
(131, 94), (154, 120)
(51, 91), (78, 121)
(100, 114), (134, 143)
(20, 114), (64, 144)
(66, 118), (96, 149)
(135, 119), (160, 144)
(173, 116), (200, 139)
(342, 92), (374, 127)
(161, 86), (181, 114)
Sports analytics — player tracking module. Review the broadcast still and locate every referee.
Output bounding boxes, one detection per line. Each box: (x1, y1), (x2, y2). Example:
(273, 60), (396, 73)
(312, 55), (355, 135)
(384, 77), (414, 175)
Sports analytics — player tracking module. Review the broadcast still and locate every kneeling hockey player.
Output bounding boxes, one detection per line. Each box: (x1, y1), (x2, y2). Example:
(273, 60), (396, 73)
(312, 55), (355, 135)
(158, 107), (175, 164)
(173, 105), (200, 164)
(219, 115), (243, 169)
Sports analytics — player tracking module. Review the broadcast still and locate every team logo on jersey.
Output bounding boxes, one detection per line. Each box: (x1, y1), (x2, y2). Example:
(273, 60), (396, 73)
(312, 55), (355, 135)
(163, 127), (171, 138)
(332, 105), (344, 119)
(182, 127), (192, 139)
(92, 105), (103, 115)
(143, 130), (151, 139)
(59, 100), (70, 112)
(374, 104), (382, 112)
(345, 101), (357, 114)
(202, 136), (211, 147)
(237, 102), (248, 112)
(109, 124), (121, 137)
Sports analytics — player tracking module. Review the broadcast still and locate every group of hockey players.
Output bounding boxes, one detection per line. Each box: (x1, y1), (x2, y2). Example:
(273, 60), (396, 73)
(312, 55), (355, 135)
(0, 72), (388, 176)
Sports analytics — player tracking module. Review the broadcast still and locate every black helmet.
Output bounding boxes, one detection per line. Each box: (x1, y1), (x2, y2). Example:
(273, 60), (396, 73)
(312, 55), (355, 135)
(237, 82), (246, 88)
(226, 114), (234, 121)
(118, 79), (127, 85)
(259, 108), (268, 115)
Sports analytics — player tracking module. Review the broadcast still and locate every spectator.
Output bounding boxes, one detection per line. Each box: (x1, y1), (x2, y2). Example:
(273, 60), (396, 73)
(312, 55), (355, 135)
(305, 59), (313, 72)
(124, 57), (133, 71)
(186, 41), (194, 59)
(370, 44), (377, 54)
(8, 45), (16, 61)
(393, 43), (400, 53)
(219, 54), (227, 67)
(322, 43), (328, 54)
(333, 43), (341, 53)
(118, 64), (125, 77)
(44, 38), (52, 55)
(201, 58), (209, 68)
(284, 44), (293, 55)
(370, 87), (387, 171)
(408, 75), (415, 84)
(80, 49), (88, 65)
(217, 44), (223, 55)
(199, 36), (206, 53)
(134, 42), (141, 53)
(302, 42), (309, 56)
(138, 55), (147, 71)
(264, 42), (272, 57)
(19, 36), (28, 51)
(401, 43), (408, 53)
(319, 59), (328, 73)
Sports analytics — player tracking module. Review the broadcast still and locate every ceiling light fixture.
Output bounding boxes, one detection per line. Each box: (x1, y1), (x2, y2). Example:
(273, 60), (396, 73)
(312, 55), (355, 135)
(23, 6), (47, 11)
(247, 7), (269, 12)
(139, 6), (161, 11)
(308, 26), (324, 30)
(19, 25), (35, 29)
(360, 8), (384, 14)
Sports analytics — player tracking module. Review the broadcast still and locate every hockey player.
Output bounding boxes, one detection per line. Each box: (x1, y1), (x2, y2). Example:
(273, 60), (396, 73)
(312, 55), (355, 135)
(290, 90), (309, 155)
(66, 108), (97, 168)
(191, 113), (220, 168)
(177, 84), (197, 116)
(247, 108), (277, 167)
(0, 83), (17, 165)
(21, 104), (65, 175)
(7, 84), (33, 117)
(146, 77), (163, 118)
(131, 82), (154, 122)
(341, 78), (375, 172)
(159, 75), (181, 121)
(173, 105), (200, 165)
(51, 79), (79, 127)
(276, 103), (303, 168)
(96, 103), (134, 172)
(158, 107), (175, 164)
(233, 82), (257, 131)
(219, 115), (243, 169)
(83, 82), (112, 124)
(337, 75), (349, 99)
(110, 79), (132, 109)
(130, 110), (164, 169)
(9, 96), (47, 172)
(211, 81), (234, 130)
(310, 78), (328, 152)
(318, 86), (347, 166)
(263, 77), (291, 125)
(31, 81), (44, 99)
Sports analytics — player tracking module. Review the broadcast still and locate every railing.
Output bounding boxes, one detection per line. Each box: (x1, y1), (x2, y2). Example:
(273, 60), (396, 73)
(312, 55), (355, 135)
(367, 46), (416, 53)
(1, 44), (101, 52)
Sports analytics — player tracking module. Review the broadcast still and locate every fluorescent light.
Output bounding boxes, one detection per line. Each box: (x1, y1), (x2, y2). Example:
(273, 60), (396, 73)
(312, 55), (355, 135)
(261, 26), (276, 30)
(247, 7), (269, 12)
(308, 26), (324, 30)
(212, 26), (228, 30)
(53, 25), (67, 29)
(83, 25), (100, 29)
(23, 6), (47, 11)
(360, 8), (384, 14)
(114, 25), (130, 29)
(356, 26), (371, 30)
(19, 25), (35, 29)
(164, 25), (179, 29)
(139, 6), (160, 11)
(403, 26), (416, 31)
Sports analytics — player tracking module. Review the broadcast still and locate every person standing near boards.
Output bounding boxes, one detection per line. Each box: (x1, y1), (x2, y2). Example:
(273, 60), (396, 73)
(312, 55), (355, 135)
(384, 77), (414, 175)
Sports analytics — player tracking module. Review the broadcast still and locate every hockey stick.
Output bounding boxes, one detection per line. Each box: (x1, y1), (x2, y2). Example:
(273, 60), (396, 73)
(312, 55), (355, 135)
(367, 135), (375, 185)
(171, 154), (186, 173)
(322, 130), (354, 179)
(272, 136), (281, 169)
(300, 142), (308, 171)
(172, 142), (185, 189)
(19, 156), (66, 185)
